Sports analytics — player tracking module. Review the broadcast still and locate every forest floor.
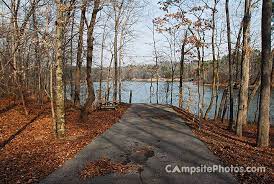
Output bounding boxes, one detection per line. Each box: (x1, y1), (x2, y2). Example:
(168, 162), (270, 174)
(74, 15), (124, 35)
(173, 107), (274, 184)
(0, 95), (273, 184)
(0, 96), (129, 184)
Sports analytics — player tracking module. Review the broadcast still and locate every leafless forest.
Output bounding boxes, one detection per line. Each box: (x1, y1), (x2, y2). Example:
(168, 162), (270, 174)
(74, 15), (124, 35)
(0, 0), (273, 183)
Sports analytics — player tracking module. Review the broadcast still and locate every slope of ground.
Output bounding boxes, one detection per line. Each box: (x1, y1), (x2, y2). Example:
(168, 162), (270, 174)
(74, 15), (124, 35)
(173, 107), (274, 184)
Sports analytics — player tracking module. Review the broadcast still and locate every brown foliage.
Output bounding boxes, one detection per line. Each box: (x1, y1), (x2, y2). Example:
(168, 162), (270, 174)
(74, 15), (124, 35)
(0, 98), (129, 184)
(80, 158), (141, 179)
(174, 107), (274, 184)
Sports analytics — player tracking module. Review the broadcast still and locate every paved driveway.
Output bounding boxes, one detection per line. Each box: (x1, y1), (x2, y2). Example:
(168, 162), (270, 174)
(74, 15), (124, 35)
(40, 104), (237, 184)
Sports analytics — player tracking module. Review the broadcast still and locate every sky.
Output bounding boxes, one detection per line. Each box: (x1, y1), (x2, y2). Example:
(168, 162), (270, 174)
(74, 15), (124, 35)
(120, 0), (263, 66)
(0, 0), (264, 67)
(121, 0), (163, 65)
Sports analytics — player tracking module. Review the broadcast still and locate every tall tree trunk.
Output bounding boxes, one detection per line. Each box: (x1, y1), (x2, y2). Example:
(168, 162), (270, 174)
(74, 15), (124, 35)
(170, 69), (174, 105)
(45, 4), (56, 133)
(257, 0), (272, 147)
(214, 45), (220, 120)
(201, 31), (206, 117)
(113, 18), (118, 103)
(236, 0), (252, 136)
(74, 0), (88, 107)
(225, 0), (234, 131)
(106, 54), (114, 102)
(204, 0), (217, 120)
(81, 0), (101, 119)
(234, 21), (243, 84)
(50, 61), (56, 133)
(179, 34), (186, 108)
(70, 9), (75, 100)
(118, 21), (126, 103)
(99, 16), (109, 102)
(33, 10), (42, 105)
(113, 1), (124, 103)
(55, 0), (66, 138)
(152, 22), (159, 104)
(150, 75), (153, 103)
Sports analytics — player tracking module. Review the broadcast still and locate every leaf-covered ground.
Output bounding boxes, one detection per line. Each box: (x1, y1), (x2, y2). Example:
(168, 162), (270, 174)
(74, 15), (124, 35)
(80, 157), (141, 179)
(174, 107), (274, 184)
(0, 97), (129, 184)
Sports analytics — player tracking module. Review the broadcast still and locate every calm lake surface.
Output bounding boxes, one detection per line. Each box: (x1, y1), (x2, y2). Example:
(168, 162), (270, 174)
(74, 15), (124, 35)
(67, 81), (274, 124)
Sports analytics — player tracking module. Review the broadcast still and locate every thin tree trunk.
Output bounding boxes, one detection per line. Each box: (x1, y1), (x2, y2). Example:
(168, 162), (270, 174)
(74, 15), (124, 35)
(179, 35), (186, 108)
(150, 75), (153, 103)
(152, 22), (159, 104)
(113, 1), (124, 103)
(70, 9), (75, 100)
(170, 68), (174, 105)
(50, 62), (56, 133)
(118, 21), (126, 103)
(178, 42), (185, 108)
(226, 0), (234, 130)
(201, 31), (206, 117)
(74, 0), (88, 107)
(106, 54), (114, 102)
(99, 16), (109, 102)
(204, 0), (217, 120)
(234, 22), (243, 84)
(33, 10), (42, 105)
(214, 45), (220, 120)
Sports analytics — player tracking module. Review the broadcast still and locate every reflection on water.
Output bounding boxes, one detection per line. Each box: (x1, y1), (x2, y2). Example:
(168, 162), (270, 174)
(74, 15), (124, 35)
(66, 81), (274, 124)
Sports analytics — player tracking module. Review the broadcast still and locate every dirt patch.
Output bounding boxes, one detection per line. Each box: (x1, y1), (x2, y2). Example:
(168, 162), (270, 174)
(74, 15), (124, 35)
(130, 146), (155, 164)
(173, 107), (274, 184)
(80, 158), (141, 179)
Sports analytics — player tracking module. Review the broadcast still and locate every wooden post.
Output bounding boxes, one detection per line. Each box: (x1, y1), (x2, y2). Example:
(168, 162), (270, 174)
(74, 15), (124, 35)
(129, 90), (132, 104)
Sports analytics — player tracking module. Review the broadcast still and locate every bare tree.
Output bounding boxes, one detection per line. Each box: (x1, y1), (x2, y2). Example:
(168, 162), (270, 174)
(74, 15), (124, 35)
(54, 0), (66, 138)
(225, 0), (234, 131)
(257, 0), (272, 147)
(204, 0), (218, 120)
(152, 21), (159, 104)
(112, 0), (124, 103)
(179, 31), (188, 108)
(81, 0), (101, 119)
(236, 0), (252, 137)
(74, 0), (88, 107)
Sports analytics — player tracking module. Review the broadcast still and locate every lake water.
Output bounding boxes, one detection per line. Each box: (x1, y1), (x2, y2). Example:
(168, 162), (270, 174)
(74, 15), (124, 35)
(67, 81), (274, 124)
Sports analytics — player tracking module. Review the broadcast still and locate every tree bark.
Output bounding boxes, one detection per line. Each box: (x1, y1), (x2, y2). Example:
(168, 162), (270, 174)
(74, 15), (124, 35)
(55, 0), (66, 138)
(86, 0), (101, 104)
(69, 9), (75, 100)
(99, 15), (110, 102)
(74, 0), (88, 107)
(113, 1), (124, 103)
(236, 0), (252, 137)
(225, 0), (234, 131)
(81, 0), (101, 120)
(204, 0), (217, 120)
(152, 22), (159, 104)
(257, 0), (272, 147)
(218, 88), (228, 119)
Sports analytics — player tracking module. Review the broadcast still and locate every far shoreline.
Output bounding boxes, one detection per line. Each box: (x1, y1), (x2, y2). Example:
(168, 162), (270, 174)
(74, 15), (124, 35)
(126, 78), (274, 89)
